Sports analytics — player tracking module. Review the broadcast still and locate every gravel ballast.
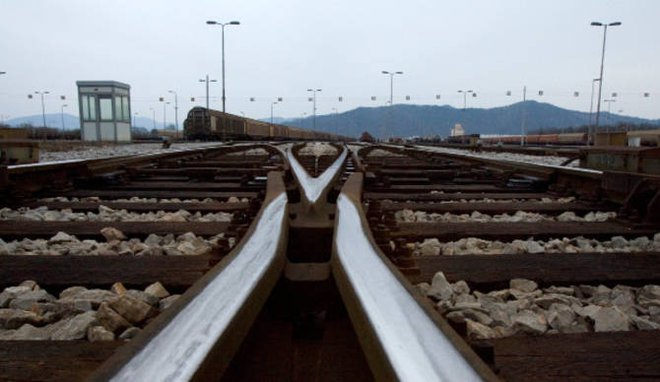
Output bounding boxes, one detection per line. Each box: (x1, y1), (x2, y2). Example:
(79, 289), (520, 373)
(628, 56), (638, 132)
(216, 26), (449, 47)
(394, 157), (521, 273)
(0, 280), (180, 341)
(0, 230), (232, 256)
(418, 272), (660, 340)
(410, 234), (660, 256)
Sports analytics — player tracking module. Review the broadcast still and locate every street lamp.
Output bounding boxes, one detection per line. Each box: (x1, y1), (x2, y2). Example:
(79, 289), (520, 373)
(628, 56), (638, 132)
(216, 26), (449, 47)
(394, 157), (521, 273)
(591, 21), (622, 139)
(60, 104), (68, 131)
(32, 91), (50, 129)
(381, 71), (403, 106)
(168, 90), (178, 138)
(133, 112), (139, 130)
(588, 78), (601, 144)
(457, 90), (474, 110)
(206, 20), (240, 113)
(270, 101), (278, 125)
(307, 88), (322, 130)
(160, 100), (170, 131)
(198, 75), (218, 111)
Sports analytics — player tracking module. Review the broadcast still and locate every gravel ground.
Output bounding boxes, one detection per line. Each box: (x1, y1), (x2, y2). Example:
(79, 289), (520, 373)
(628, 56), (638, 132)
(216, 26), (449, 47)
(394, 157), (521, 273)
(0, 206), (233, 223)
(410, 234), (660, 256)
(0, 280), (180, 341)
(38, 142), (222, 163)
(39, 196), (249, 203)
(298, 142), (338, 156)
(379, 197), (578, 204)
(0, 229), (233, 256)
(417, 273), (660, 340)
(395, 209), (616, 223)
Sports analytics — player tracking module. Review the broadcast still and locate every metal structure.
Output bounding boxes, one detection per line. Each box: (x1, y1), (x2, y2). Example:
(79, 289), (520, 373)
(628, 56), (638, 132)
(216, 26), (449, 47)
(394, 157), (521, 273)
(457, 89), (474, 110)
(206, 20), (240, 113)
(591, 21), (622, 139)
(307, 88), (322, 130)
(381, 70), (403, 106)
(168, 90), (179, 137)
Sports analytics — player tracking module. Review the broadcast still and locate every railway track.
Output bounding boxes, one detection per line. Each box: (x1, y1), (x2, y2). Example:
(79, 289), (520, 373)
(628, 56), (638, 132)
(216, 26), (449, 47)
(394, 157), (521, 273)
(0, 142), (659, 381)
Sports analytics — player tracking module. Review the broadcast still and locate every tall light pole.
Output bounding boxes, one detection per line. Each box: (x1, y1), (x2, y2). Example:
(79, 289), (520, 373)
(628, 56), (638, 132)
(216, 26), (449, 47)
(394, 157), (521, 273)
(591, 21), (622, 140)
(270, 101), (278, 125)
(198, 75), (218, 111)
(381, 70), (403, 105)
(161, 101), (170, 130)
(34, 91), (50, 128)
(307, 88), (322, 130)
(168, 90), (178, 138)
(60, 104), (68, 131)
(457, 90), (474, 110)
(520, 86), (527, 146)
(206, 20), (240, 113)
(588, 78), (601, 144)
(133, 112), (139, 129)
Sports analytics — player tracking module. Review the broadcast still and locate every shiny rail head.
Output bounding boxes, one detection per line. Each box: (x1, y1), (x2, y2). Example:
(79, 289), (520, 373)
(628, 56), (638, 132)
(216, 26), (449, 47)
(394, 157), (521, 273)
(287, 146), (348, 204)
(334, 193), (484, 381)
(109, 193), (288, 381)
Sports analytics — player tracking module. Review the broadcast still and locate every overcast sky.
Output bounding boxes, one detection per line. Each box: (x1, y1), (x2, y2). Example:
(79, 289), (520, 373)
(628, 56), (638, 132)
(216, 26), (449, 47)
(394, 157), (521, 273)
(1, 0), (659, 128)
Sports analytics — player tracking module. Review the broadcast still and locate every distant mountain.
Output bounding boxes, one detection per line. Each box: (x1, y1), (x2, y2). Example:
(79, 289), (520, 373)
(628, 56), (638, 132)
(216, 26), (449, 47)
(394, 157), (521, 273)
(288, 101), (660, 138)
(6, 101), (660, 139)
(6, 114), (165, 131)
(7, 113), (81, 130)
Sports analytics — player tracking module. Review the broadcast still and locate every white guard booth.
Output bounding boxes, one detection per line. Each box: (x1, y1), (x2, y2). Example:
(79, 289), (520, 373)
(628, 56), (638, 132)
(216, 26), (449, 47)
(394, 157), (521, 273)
(77, 81), (132, 142)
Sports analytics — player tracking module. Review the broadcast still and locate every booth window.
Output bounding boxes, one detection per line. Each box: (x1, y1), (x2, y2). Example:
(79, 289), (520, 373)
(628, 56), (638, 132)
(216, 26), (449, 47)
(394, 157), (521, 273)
(114, 95), (130, 122)
(99, 97), (113, 121)
(81, 95), (97, 121)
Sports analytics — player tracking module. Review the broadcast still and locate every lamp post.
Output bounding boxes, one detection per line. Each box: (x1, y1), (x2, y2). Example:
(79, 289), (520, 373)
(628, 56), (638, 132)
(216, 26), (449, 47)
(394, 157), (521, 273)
(381, 71), (403, 106)
(270, 101), (278, 125)
(161, 101), (170, 131)
(60, 104), (68, 131)
(457, 90), (474, 110)
(588, 78), (601, 144)
(591, 21), (622, 138)
(206, 20), (240, 113)
(307, 88), (322, 130)
(168, 90), (178, 138)
(34, 91), (50, 128)
(133, 112), (139, 129)
(198, 75), (218, 111)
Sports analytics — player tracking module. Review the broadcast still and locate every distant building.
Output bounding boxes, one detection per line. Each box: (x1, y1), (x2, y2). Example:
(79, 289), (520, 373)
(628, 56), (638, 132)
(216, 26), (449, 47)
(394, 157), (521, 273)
(76, 81), (132, 142)
(450, 123), (465, 137)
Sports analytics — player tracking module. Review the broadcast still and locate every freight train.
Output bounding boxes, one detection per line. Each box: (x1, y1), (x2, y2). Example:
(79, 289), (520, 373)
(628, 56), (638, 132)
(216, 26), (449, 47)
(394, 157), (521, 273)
(183, 107), (351, 141)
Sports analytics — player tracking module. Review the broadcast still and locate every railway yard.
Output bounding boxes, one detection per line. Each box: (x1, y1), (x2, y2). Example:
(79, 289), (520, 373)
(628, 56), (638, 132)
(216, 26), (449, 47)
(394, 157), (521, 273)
(0, 141), (659, 381)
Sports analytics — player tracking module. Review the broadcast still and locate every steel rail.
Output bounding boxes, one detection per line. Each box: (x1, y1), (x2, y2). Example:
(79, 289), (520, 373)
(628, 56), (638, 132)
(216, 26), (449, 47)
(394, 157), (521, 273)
(287, 145), (348, 204)
(332, 172), (498, 381)
(90, 171), (289, 381)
